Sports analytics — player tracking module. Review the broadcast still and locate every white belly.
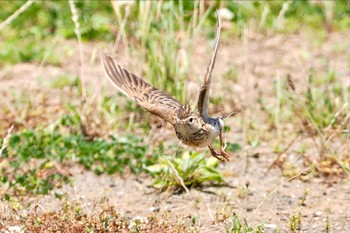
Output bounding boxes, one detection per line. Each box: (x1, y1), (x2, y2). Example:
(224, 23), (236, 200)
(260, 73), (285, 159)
(195, 125), (220, 147)
(178, 122), (221, 148)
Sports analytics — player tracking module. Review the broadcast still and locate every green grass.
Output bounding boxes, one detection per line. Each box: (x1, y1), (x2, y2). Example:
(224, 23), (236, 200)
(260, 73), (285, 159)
(0, 110), (156, 196)
(50, 74), (80, 90)
(289, 212), (302, 233)
(145, 151), (224, 191)
(2, 1), (350, 91)
(257, 65), (350, 177)
(225, 214), (264, 233)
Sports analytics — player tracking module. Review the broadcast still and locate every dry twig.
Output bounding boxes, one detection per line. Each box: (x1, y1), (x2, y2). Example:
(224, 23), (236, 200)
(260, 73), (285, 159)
(0, 0), (34, 31)
(0, 125), (14, 158)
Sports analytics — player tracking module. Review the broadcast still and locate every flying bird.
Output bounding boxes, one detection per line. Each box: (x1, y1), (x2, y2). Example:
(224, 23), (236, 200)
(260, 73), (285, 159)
(102, 12), (233, 161)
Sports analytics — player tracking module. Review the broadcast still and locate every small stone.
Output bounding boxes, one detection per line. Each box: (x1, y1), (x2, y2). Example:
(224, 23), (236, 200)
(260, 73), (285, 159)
(314, 211), (323, 217)
(164, 205), (172, 211)
(264, 223), (277, 229)
(281, 210), (289, 215)
(149, 207), (160, 212)
(5, 226), (24, 233)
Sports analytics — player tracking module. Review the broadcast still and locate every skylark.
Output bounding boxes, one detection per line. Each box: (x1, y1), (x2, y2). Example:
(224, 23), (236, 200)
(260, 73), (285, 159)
(102, 13), (233, 162)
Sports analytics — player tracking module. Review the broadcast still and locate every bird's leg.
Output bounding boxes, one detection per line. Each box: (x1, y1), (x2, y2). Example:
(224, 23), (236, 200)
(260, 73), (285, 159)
(219, 129), (230, 161)
(208, 130), (231, 162)
(208, 145), (226, 162)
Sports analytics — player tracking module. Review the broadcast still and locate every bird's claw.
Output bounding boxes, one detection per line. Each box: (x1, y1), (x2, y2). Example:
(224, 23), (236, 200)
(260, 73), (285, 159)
(220, 147), (230, 161)
(208, 130), (231, 162)
(209, 146), (230, 162)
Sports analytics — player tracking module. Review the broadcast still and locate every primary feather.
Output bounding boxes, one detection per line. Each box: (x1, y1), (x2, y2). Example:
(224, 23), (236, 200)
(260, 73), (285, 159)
(197, 11), (222, 122)
(102, 54), (183, 125)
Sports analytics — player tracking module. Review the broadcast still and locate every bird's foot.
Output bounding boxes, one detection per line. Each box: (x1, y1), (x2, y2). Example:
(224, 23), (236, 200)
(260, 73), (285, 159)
(209, 146), (230, 162)
(220, 147), (231, 161)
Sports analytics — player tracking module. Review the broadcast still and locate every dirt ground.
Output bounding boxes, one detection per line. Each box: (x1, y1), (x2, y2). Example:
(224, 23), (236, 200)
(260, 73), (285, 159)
(1, 30), (350, 232)
(1, 157), (349, 232)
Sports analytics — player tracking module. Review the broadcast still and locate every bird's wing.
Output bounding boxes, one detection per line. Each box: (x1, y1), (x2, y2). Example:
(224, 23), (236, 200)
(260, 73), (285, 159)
(102, 55), (182, 125)
(197, 11), (222, 122)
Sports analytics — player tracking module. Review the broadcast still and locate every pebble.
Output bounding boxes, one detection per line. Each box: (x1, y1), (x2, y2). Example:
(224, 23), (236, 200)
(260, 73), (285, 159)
(314, 211), (323, 217)
(5, 226), (24, 233)
(149, 207), (160, 212)
(264, 223), (277, 229)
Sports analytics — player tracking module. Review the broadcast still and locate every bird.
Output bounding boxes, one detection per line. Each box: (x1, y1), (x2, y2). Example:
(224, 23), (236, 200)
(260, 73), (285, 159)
(102, 12), (234, 162)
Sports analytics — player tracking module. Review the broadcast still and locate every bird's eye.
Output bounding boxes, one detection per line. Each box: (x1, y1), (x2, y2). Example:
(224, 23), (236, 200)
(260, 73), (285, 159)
(188, 117), (194, 123)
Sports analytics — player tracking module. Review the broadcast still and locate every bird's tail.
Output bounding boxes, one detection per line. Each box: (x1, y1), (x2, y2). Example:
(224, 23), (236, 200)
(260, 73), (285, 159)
(219, 112), (236, 120)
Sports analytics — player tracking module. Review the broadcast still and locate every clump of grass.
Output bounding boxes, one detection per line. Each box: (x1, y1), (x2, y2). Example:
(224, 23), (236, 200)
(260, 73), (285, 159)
(145, 151), (224, 191)
(226, 214), (264, 233)
(115, 1), (211, 103)
(289, 212), (301, 233)
(1, 1), (350, 65)
(0, 202), (195, 232)
(262, 68), (350, 178)
(0, 112), (155, 197)
(0, 1), (114, 65)
(50, 74), (80, 89)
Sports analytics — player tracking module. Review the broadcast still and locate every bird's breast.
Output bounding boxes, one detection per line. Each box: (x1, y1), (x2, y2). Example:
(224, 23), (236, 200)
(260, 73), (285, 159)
(175, 123), (220, 148)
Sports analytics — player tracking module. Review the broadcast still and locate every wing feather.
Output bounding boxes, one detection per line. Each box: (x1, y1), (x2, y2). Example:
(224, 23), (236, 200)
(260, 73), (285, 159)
(197, 12), (222, 122)
(102, 54), (182, 124)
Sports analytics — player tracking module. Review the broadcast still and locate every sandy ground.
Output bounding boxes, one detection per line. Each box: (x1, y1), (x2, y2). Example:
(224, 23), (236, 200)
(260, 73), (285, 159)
(2, 156), (349, 232)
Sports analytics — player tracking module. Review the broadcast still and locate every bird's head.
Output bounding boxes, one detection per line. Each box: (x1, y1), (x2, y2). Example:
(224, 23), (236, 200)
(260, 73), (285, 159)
(174, 105), (204, 136)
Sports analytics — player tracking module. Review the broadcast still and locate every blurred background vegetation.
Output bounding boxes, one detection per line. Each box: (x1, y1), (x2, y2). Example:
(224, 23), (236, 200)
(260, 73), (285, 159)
(1, 1), (350, 63)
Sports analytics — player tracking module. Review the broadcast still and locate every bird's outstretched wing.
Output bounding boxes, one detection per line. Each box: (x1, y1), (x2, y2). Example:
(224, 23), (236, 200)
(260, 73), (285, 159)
(197, 11), (222, 122)
(102, 54), (182, 124)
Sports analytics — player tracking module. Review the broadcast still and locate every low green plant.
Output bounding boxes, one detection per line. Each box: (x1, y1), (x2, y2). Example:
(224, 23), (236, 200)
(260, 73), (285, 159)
(2, 1), (350, 65)
(289, 212), (301, 233)
(50, 74), (80, 89)
(126, 1), (211, 103)
(226, 214), (264, 233)
(0, 112), (156, 196)
(144, 151), (224, 191)
(259, 66), (350, 177)
(0, 1), (114, 65)
(325, 216), (331, 233)
(303, 70), (349, 129)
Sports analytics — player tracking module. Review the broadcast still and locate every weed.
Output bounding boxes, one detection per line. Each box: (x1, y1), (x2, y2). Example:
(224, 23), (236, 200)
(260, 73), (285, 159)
(226, 214), (264, 233)
(262, 66), (350, 178)
(128, 216), (148, 232)
(299, 188), (309, 206)
(216, 204), (235, 223)
(0, 112), (155, 197)
(236, 184), (248, 199)
(123, 1), (211, 103)
(289, 212), (301, 233)
(0, 2), (114, 64)
(325, 216), (331, 233)
(50, 74), (80, 89)
(144, 151), (224, 191)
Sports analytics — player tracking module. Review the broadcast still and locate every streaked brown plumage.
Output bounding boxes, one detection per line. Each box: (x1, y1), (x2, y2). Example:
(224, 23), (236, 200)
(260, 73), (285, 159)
(102, 12), (233, 162)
